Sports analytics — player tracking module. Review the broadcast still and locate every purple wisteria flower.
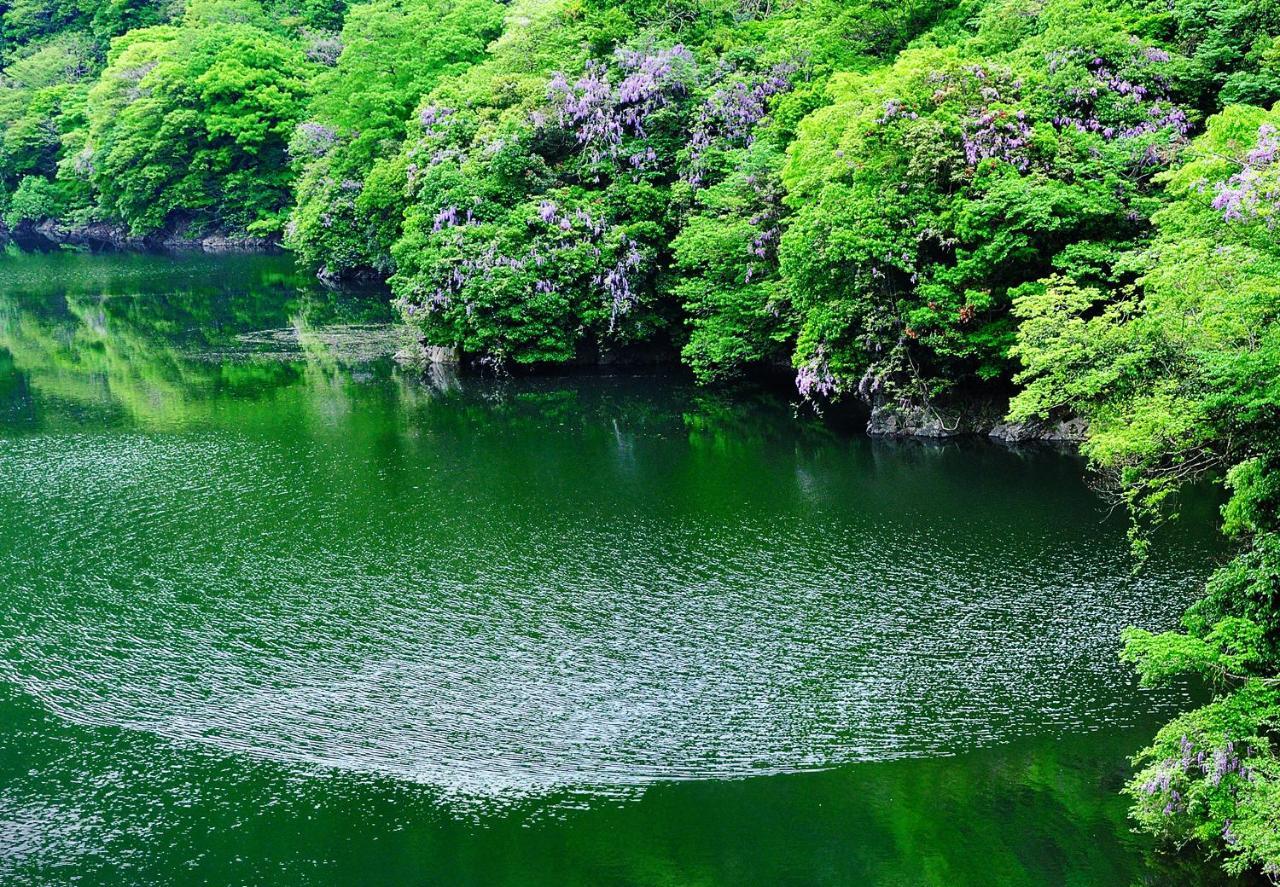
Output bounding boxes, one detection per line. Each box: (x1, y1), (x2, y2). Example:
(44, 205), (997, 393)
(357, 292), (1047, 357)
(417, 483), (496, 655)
(963, 107), (1031, 170)
(1136, 734), (1255, 829)
(888, 66), (1033, 171)
(545, 45), (694, 169)
(292, 122), (339, 158)
(796, 346), (838, 399)
(1046, 46), (1190, 143)
(419, 104), (455, 132)
(408, 200), (649, 331)
(878, 99), (918, 125)
(1211, 123), (1280, 224)
(741, 172), (785, 283)
(686, 60), (798, 186)
(304, 31), (343, 66)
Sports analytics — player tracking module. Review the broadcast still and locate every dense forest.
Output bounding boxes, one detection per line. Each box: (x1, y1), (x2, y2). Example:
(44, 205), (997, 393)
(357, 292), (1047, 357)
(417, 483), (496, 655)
(3, 0), (1279, 876)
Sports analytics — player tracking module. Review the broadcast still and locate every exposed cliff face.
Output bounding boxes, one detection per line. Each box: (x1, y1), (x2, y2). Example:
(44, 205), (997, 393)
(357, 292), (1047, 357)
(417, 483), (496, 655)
(866, 397), (991, 438)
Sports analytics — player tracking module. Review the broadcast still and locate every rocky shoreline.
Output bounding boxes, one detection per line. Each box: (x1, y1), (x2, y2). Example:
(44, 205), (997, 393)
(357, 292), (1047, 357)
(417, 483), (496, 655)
(397, 339), (1086, 445)
(2, 219), (279, 254)
(865, 394), (1086, 444)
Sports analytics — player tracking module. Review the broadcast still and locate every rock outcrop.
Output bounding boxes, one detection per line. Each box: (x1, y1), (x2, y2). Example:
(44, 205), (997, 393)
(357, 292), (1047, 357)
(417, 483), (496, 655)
(988, 415), (1088, 444)
(865, 393), (1085, 444)
(7, 219), (278, 253)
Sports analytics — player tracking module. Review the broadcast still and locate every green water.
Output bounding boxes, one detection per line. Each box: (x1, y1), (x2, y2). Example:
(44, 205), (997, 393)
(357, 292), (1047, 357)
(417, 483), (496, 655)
(0, 250), (1234, 885)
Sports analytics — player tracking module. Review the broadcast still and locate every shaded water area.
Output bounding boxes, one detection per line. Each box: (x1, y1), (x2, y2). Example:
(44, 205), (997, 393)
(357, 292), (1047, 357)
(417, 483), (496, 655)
(0, 250), (1236, 884)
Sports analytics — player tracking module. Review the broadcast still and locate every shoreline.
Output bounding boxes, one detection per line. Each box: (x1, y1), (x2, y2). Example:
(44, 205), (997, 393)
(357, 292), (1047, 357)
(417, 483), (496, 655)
(2, 219), (281, 254)
(0, 240), (1083, 445)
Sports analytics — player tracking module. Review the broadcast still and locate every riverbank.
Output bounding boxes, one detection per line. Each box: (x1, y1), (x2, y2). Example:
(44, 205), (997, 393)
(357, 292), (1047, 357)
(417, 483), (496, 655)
(0, 240), (1082, 444)
(395, 336), (1087, 445)
(1, 219), (279, 254)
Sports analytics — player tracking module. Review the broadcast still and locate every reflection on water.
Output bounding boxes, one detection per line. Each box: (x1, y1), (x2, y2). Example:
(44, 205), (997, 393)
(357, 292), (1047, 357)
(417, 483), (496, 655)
(0, 251), (1234, 885)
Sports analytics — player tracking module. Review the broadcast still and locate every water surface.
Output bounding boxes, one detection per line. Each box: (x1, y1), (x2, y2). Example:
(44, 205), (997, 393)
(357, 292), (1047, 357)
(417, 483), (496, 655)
(0, 250), (1229, 884)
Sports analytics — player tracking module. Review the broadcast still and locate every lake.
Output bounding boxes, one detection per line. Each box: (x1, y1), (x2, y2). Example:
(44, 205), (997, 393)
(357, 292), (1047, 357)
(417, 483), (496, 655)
(0, 250), (1232, 884)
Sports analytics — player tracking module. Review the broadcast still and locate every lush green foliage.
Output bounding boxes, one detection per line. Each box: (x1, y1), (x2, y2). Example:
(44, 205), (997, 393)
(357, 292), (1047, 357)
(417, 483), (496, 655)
(85, 3), (313, 235)
(284, 0), (504, 273)
(0, 0), (333, 235)
(5, 0), (1280, 874)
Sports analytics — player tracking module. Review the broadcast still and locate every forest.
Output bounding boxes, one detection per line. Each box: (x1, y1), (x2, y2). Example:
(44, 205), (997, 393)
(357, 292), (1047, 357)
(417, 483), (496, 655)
(2, 0), (1278, 877)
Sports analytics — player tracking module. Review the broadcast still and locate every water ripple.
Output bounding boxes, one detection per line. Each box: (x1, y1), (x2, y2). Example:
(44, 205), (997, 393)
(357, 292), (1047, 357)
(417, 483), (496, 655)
(0, 424), (1212, 813)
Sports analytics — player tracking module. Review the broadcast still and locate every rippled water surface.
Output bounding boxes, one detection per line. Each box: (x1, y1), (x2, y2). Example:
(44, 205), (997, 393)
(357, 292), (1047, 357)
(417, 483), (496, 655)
(0, 251), (1231, 884)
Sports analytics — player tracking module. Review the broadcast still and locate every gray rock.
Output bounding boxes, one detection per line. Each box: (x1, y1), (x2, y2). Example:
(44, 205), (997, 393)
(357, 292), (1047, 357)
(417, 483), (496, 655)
(183, 233), (276, 253)
(868, 400), (968, 437)
(393, 340), (462, 367)
(17, 219), (278, 253)
(1041, 417), (1088, 442)
(988, 416), (1088, 444)
(865, 391), (1087, 443)
(865, 393), (1003, 438)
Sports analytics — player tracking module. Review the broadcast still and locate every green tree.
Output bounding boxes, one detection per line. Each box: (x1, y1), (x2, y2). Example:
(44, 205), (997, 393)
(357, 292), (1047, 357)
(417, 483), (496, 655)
(285, 0), (505, 275)
(81, 1), (311, 236)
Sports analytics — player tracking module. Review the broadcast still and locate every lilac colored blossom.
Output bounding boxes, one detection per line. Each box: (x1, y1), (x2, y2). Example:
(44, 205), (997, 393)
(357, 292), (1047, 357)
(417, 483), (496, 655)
(1046, 46), (1190, 148)
(737, 171), (786, 283)
(878, 99), (919, 125)
(629, 147), (658, 168)
(598, 234), (645, 330)
(305, 31), (343, 66)
(616, 44), (694, 106)
(918, 66), (1034, 170)
(685, 60), (798, 186)
(419, 105), (455, 132)
(406, 201), (649, 333)
(796, 347), (838, 399)
(405, 106), (469, 181)
(1134, 734), (1255, 834)
(962, 108), (1032, 170)
(432, 206), (460, 232)
(293, 122), (339, 158)
(1211, 123), (1280, 224)
(545, 46), (694, 169)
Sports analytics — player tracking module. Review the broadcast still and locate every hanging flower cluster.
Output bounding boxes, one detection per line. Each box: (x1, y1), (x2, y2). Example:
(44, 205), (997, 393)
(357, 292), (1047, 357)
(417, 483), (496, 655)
(401, 198), (648, 334)
(1211, 123), (1280, 224)
(743, 172), (785, 284)
(405, 105), (468, 185)
(877, 46), (1188, 177)
(1046, 42), (1189, 142)
(686, 61), (797, 185)
(304, 31), (343, 66)
(291, 122), (339, 158)
(544, 45), (695, 168)
(956, 68), (1031, 170)
(1135, 734), (1257, 823)
(795, 345), (838, 399)
(880, 66), (1033, 171)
